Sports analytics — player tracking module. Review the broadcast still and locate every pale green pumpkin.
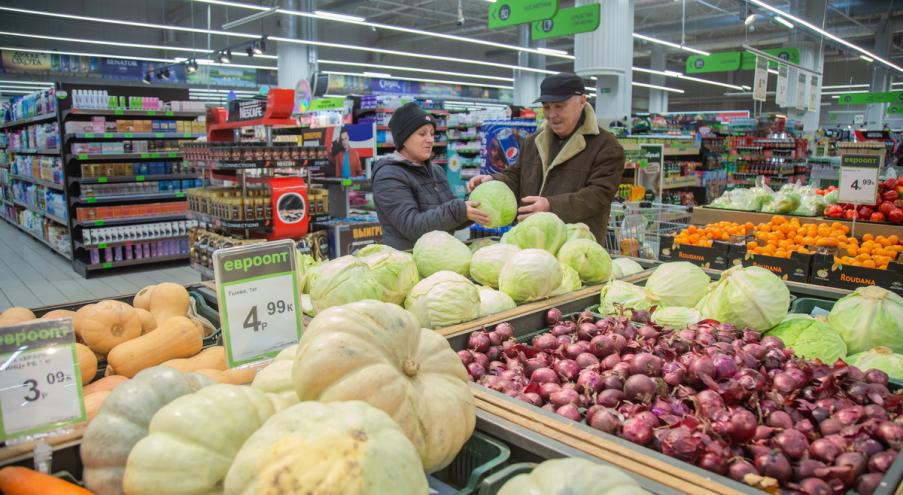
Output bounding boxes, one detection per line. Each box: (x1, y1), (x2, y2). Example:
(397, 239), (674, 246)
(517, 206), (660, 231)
(249, 344), (298, 403)
(498, 458), (649, 495)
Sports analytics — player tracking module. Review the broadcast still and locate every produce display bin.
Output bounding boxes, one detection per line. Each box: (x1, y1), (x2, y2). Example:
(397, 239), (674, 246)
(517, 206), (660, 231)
(430, 431), (511, 494)
(790, 297), (835, 316)
(477, 462), (535, 495)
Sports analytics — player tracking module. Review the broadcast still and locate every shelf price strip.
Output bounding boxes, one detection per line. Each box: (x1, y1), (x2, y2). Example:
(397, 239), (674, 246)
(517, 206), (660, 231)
(0, 319), (86, 441)
(214, 240), (303, 368)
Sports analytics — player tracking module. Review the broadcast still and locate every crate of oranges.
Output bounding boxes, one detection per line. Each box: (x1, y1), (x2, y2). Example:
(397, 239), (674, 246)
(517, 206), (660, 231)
(811, 232), (903, 296)
(661, 221), (753, 270)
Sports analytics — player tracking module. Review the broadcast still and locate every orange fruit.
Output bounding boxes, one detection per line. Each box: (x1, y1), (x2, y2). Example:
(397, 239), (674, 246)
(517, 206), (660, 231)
(863, 233), (874, 242)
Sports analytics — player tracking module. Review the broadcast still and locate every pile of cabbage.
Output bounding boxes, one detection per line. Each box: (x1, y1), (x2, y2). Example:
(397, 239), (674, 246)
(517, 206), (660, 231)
(709, 182), (825, 216)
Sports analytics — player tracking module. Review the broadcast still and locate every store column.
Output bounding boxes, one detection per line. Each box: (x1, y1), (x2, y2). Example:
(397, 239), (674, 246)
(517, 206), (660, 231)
(648, 45), (668, 114)
(278, 0), (318, 89)
(866, 16), (892, 127)
(514, 24), (545, 107)
(790, 0), (826, 133)
(574, 0), (633, 127)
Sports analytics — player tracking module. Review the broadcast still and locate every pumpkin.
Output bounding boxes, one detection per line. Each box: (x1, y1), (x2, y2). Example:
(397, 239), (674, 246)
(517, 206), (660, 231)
(0, 466), (94, 495)
(292, 300), (475, 472)
(75, 343), (98, 385)
(194, 367), (258, 385)
(147, 282), (190, 325)
(134, 308), (156, 334)
(84, 375), (129, 395)
(73, 304), (94, 341)
(160, 346), (227, 373)
(107, 316), (203, 378)
(76, 301), (142, 355)
(40, 309), (76, 320)
(250, 345), (298, 401)
(0, 307), (36, 326)
(80, 366), (212, 495)
(85, 390), (112, 422)
(224, 401), (427, 495)
(132, 285), (155, 311)
(124, 385), (290, 495)
(498, 458), (649, 495)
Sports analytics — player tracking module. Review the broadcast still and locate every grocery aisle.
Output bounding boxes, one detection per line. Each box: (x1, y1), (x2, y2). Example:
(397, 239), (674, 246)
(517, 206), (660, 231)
(0, 219), (199, 311)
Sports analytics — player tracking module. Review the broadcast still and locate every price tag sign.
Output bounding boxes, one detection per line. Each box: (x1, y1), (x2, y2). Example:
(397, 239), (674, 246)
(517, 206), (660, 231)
(839, 154), (882, 205)
(0, 319), (86, 440)
(214, 240), (303, 368)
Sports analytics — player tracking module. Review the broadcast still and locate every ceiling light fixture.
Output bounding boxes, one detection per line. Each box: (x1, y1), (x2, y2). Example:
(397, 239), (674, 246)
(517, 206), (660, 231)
(186, 59), (199, 73)
(631, 67), (744, 90)
(321, 70), (513, 90)
(313, 10), (366, 22)
(142, 73), (152, 84)
(860, 55), (874, 63)
(774, 16), (794, 29)
(218, 49), (232, 63)
(362, 71), (392, 78)
(0, 80), (53, 86)
(633, 33), (710, 56)
(822, 83), (869, 89)
(744, 13), (757, 25)
(768, 68), (779, 75)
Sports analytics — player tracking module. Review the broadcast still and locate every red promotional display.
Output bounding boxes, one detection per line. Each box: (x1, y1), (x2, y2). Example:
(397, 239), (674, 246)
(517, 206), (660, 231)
(206, 88), (299, 142)
(269, 176), (309, 240)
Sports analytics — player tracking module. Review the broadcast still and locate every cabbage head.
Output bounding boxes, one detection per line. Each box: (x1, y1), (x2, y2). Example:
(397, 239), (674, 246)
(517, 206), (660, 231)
(599, 281), (652, 315)
(404, 271), (480, 328)
(469, 181), (517, 228)
(556, 239), (612, 284)
(551, 264), (581, 297)
(501, 212), (568, 254)
(566, 222), (595, 242)
(355, 244), (420, 305)
(644, 262), (710, 308)
(845, 347), (903, 380)
(470, 243), (521, 289)
(765, 314), (847, 364)
(468, 238), (497, 253)
(652, 307), (702, 329)
(301, 294), (316, 317)
(611, 257), (644, 279)
(695, 265), (789, 331)
(478, 287), (517, 317)
(827, 286), (903, 354)
(296, 253), (320, 293)
(498, 249), (563, 303)
(309, 256), (385, 313)
(413, 231), (472, 278)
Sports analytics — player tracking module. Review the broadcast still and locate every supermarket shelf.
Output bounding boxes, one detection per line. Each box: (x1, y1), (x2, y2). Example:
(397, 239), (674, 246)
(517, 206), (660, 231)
(205, 159), (307, 170)
(71, 152), (182, 161)
(11, 199), (69, 225)
(75, 235), (185, 250)
(74, 213), (187, 227)
(63, 109), (203, 119)
(66, 132), (205, 140)
(8, 148), (61, 155)
(80, 253), (188, 272)
(0, 214), (72, 260)
(0, 112), (58, 130)
(10, 174), (65, 191)
(75, 192), (186, 204)
(661, 177), (702, 189)
(377, 142), (447, 149)
(188, 211), (271, 231)
(191, 262), (215, 280)
(77, 173), (200, 184)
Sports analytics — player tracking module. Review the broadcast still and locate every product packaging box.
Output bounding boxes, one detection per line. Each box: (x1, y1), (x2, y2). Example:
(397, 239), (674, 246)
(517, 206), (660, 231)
(810, 252), (903, 296)
(658, 234), (734, 270)
(727, 248), (812, 283)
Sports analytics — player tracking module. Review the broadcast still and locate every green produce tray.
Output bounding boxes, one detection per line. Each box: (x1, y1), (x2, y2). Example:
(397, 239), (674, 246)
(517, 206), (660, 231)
(789, 297), (835, 316)
(188, 289), (222, 346)
(431, 431), (511, 495)
(477, 462), (535, 495)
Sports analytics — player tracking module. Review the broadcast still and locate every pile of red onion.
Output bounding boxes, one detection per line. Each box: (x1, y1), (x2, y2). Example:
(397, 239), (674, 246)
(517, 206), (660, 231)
(459, 308), (903, 495)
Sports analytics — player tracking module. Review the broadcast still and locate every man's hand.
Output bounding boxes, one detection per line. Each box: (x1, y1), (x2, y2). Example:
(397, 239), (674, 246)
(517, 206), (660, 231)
(465, 201), (493, 226)
(467, 175), (494, 193)
(517, 196), (550, 222)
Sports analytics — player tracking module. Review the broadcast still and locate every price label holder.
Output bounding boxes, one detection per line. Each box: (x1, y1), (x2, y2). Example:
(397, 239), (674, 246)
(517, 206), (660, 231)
(839, 154), (881, 205)
(0, 319), (86, 442)
(213, 240), (303, 368)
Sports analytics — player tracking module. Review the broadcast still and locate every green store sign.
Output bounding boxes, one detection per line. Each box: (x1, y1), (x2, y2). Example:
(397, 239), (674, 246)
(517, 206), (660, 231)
(308, 97), (346, 111)
(686, 48), (800, 74)
(839, 91), (903, 105)
(887, 104), (903, 115)
(531, 4), (600, 40)
(489, 0), (558, 29)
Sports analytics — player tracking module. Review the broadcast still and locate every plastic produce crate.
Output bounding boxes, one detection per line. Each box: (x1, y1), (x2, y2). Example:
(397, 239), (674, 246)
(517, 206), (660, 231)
(430, 431), (511, 495)
(789, 297), (835, 316)
(477, 462), (536, 495)
(188, 289), (222, 346)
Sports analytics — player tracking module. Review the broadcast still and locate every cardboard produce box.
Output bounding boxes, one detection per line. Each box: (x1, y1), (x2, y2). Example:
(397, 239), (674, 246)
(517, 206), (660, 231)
(727, 248), (812, 283)
(658, 234), (735, 270)
(810, 252), (903, 296)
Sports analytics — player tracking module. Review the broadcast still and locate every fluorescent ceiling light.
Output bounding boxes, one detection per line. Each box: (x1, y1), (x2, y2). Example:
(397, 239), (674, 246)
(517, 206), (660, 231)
(631, 66), (744, 90)
(0, 80), (53, 86)
(744, 14), (757, 25)
(363, 71), (392, 78)
(630, 82), (685, 94)
(860, 55), (874, 63)
(633, 33), (710, 56)
(0, 90), (32, 94)
(317, 59), (513, 82)
(741, 85), (752, 90)
(823, 90), (869, 96)
(192, 0), (574, 60)
(321, 70), (513, 90)
(747, 0), (903, 74)
(768, 68), (779, 75)
(0, 46), (170, 62)
(822, 83), (869, 89)
(774, 16), (794, 29)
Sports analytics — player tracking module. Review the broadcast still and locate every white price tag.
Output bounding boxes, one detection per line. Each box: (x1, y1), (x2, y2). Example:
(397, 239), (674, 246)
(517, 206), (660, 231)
(753, 56), (768, 102)
(775, 65), (790, 107)
(0, 319), (85, 440)
(214, 240), (303, 367)
(838, 154), (881, 206)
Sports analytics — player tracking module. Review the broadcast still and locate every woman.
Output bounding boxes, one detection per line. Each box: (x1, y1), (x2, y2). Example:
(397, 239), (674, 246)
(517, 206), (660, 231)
(330, 127), (363, 178)
(372, 102), (490, 250)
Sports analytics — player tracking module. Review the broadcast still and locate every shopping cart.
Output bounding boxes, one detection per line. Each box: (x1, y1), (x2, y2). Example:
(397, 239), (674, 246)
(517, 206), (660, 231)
(604, 202), (691, 260)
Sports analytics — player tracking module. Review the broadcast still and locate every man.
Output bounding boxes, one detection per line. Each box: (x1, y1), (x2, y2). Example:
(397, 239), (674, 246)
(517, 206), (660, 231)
(468, 72), (625, 241)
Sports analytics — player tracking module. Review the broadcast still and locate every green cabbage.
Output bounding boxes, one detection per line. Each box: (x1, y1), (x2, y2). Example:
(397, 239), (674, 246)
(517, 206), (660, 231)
(556, 239), (612, 284)
(355, 244), (420, 305)
(695, 265), (789, 331)
(765, 314), (847, 364)
(296, 253), (320, 293)
(470, 243), (521, 289)
(501, 212), (568, 254)
(301, 294), (316, 317)
(309, 256), (385, 313)
(652, 307), (702, 329)
(413, 231), (472, 278)
(644, 262), (710, 308)
(566, 222), (595, 242)
(827, 286), (903, 354)
(469, 181), (517, 228)
(844, 347), (903, 380)
(477, 287), (517, 317)
(404, 271), (480, 328)
(599, 280), (652, 315)
(498, 248), (563, 303)
(551, 264), (582, 297)
(468, 238), (497, 253)
(611, 257), (644, 279)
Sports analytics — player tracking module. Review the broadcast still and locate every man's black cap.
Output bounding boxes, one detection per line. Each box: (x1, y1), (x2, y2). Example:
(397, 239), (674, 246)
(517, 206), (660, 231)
(534, 72), (586, 103)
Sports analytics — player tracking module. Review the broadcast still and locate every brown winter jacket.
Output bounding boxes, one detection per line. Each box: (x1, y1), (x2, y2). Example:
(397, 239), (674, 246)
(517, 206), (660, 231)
(493, 104), (625, 242)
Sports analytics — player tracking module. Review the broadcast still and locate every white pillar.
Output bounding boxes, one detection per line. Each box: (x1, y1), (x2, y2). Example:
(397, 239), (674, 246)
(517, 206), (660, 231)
(574, 0), (633, 127)
(514, 24), (545, 107)
(277, 0), (317, 89)
(648, 45), (668, 114)
(866, 16), (892, 127)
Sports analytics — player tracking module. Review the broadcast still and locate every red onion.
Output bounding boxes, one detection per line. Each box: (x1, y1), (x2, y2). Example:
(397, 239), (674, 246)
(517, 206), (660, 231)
(532, 333), (558, 351)
(622, 417), (654, 445)
(577, 322), (599, 341)
(819, 417), (842, 436)
(589, 334), (624, 357)
(856, 439), (885, 459)
(550, 388), (579, 407)
(494, 322), (514, 340)
(488, 331), (503, 346)
(728, 459), (758, 482)
(551, 324), (572, 337)
(486, 346), (502, 361)
(836, 405), (864, 425)
(575, 352), (599, 369)
(553, 359), (580, 381)
(472, 352), (489, 369)
(741, 343), (767, 360)
(824, 434), (848, 451)
(662, 362), (686, 386)
(754, 425), (776, 441)
(726, 409), (758, 444)
(695, 390), (725, 418)
(864, 368), (889, 386)
(600, 353), (621, 370)
(576, 370), (604, 394)
(555, 403), (581, 421)
(795, 419), (815, 437)
(538, 382), (560, 401)
(602, 374), (624, 390)
(711, 353), (738, 380)
(596, 389), (624, 408)
(796, 478), (832, 495)
(795, 459), (827, 480)
(678, 328), (696, 341)
(637, 325), (659, 339)
(761, 335), (784, 349)
(530, 367), (558, 384)
(589, 407), (620, 434)
(754, 450), (792, 482)
(809, 438), (841, 462)
(856, 473), (883, 495)
(467, 362), (486, 380)
(556, 335), (572, 347)
(773, 429), (809, 459)
(657, 426), (702, 463)
(630, 353), (663, 377)
(611, 362), (631, 378)
(489, 361), (506, 374)
(847, 381), (870, 404)
(516, 392), (542, 407)
(546, 308), (562, 326)
(772, 372), (799, 394)
(468, 331), (491, 352)
(834, 452), (866, 486)
(541, 403), (555, 412)
(766, 410), (793, 430)
(876, 421), (903, 448)
(867, 450), (897, 473)
(689, 355), (716, 382)
(524, 357), (547, 378)
(697, 451), (728, 475)
(457, 350), (473, 365)
(864, 404), (889, 421)
(498, 369), (522, 382)
(563, 342), (587, 359)
(623, 374), (656, 402)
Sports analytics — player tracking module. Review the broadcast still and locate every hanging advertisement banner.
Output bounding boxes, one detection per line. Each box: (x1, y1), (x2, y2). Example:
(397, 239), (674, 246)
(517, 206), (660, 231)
(796, 72), (808, 111)
(808, 75), (819, 112)
(739, 48), (800, 70)
(837, 91), (903, 105)
(686, 48), (800, 74)
(488, 0), (558, 29)
(100, 58), (144, 80)
(531, 3), (600, 40)
(752, 56), (768, 102)
(775, 64), (790, 107)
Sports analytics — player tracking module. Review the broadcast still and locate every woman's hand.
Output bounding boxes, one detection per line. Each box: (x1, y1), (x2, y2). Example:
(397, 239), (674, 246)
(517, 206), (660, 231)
(467, 175), (494, 192)
(465, 201), (492, 226)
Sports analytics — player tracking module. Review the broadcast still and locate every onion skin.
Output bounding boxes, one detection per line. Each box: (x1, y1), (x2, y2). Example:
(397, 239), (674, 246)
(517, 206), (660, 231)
(589, 407), (620, 434)
(797, 478), (832, 495)
(623, 374), (656, 402)
(876, 421), (903, 449)
(809, 438), (841, 463)
(546, 308), (562, 326)
(856, 473), (883, 495)
(773, 429), (809, 459)
(622, 418), (654, 445)
(754, 451), (792, 482)
(728, 459), (758, 482)
(555, 403), (581, 421)
(868, 450), (897, 473)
